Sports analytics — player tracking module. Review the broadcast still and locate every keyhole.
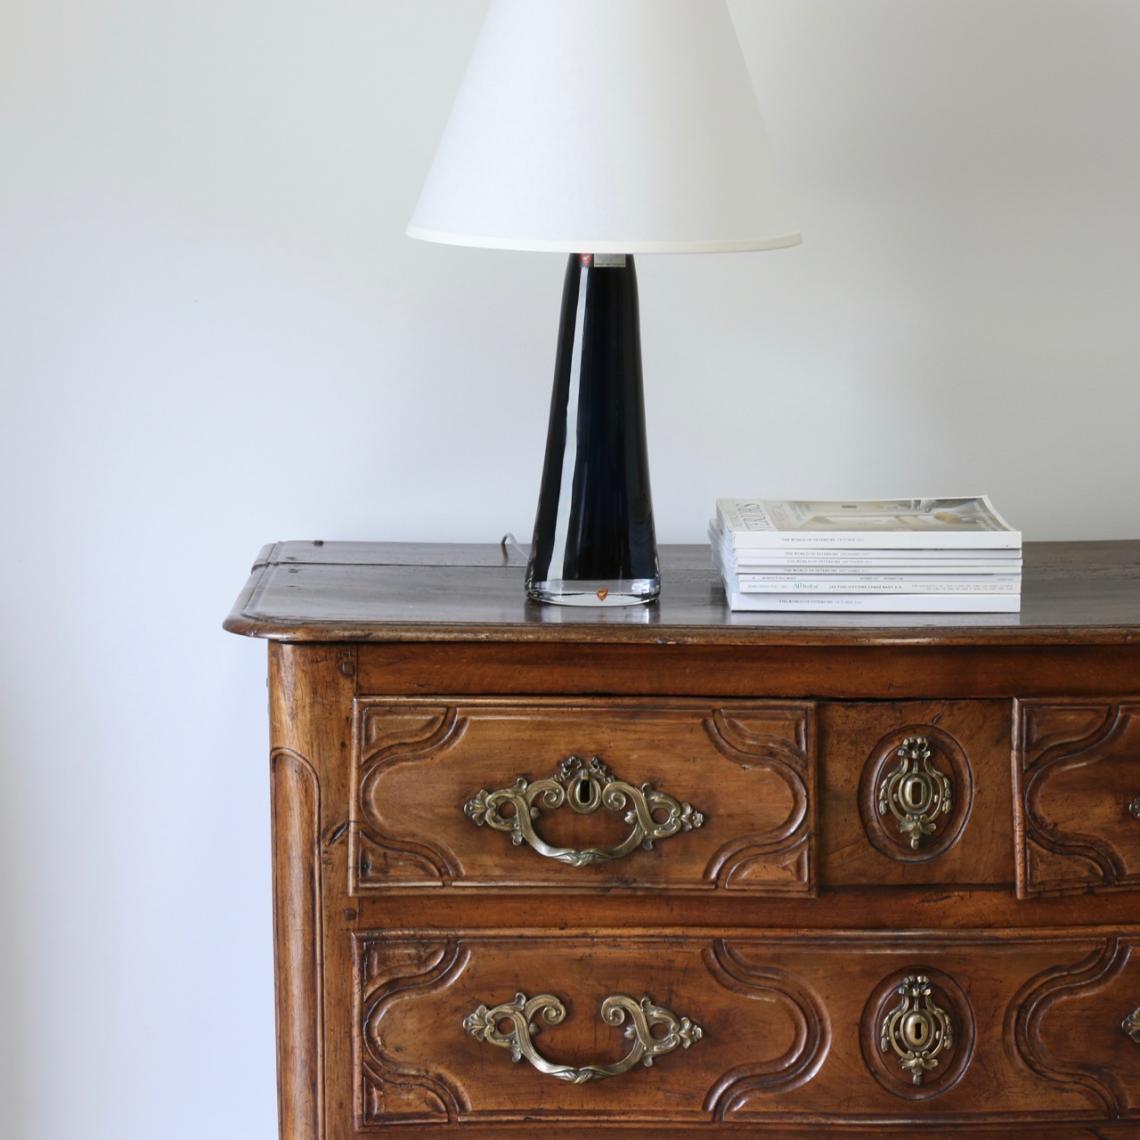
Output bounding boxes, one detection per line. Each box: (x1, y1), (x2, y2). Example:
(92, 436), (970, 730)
(902, 1012), (931, 1049)
(575, 778), (596, 808)
(902, 775), (930, 812)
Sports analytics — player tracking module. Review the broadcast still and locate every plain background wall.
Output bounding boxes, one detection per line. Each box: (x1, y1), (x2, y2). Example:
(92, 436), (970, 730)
(2, 1), (1139, 1136)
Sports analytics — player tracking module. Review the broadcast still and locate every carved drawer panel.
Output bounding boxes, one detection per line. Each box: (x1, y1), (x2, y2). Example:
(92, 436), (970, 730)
(347, 931), (1140, 1129)
(349, 699), (815, 894)
(819, 700), (1014, 886)
(1015, 700), (1140, 896)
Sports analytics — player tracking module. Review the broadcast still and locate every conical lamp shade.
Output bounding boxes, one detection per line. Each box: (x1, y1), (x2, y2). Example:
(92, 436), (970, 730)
(408, 0), (800, 254)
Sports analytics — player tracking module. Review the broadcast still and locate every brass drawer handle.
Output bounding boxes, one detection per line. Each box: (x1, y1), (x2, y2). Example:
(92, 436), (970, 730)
(1128, 796), (1140, 820)
(880, 974), (954, 1085)
(464, 754), (704, 867)
(463, 992), (703, 1083)
(878, 736), (952, 850)
(1124, 1008), (1140, 1042)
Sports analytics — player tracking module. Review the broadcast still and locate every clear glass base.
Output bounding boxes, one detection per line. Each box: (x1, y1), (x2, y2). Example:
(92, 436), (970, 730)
(526, 577), (660, 607)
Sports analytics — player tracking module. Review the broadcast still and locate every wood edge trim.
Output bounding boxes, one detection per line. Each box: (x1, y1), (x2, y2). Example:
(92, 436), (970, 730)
(221, 620), (1140, 647)
(223, 543), (280, 635)
(345, 925), (1140, 943)
(1012, 700), (1031, 899)
(252, 541), (281, 570)
(271, 747), (324, 1140)
(806, 713), (819, 895)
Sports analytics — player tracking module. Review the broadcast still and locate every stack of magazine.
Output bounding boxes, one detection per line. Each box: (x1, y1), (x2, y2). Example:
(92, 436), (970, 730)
(711, 497), (1022, 613)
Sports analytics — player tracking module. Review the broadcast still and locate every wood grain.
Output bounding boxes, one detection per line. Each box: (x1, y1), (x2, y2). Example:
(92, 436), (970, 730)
(1015, 700), (1140, 896)
(270, 746), (323, 1140)
(352, 642), (1140, 699)
(1012, 936), (1140, 1117)
(230, 541), (1140, 1137)
(349, 698), (815, 895)
(820, 700), (1014, 886)
(225, 540), (1140, 648)
(270, 644), (357, 1140)
(342, 930), (1140, 1127)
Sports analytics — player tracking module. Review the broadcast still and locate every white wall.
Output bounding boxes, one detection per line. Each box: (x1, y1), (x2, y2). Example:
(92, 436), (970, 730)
(2, 1), (1138, 1137)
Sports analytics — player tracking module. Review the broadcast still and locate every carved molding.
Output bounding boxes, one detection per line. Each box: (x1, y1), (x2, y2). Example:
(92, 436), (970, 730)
(270, 747), (324, 1140)
(702, 707), (815, 893)
(351, 706), (464, 890)
(878, 974), (954, 1085)
(1009, 937), (1133, 1115)
(352, 700), (816, 894)
(353, 934), (832, 1126)
(356, 937), (470, 1126)
(858, 724), (973, 864)
(1015, 701), (1140, 895)
(702, 940), (830, 1119)
(860, 967), (974, 1101)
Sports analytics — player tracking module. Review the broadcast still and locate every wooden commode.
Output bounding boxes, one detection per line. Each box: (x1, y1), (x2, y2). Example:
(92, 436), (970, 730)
(225, 540), (1140, 1138)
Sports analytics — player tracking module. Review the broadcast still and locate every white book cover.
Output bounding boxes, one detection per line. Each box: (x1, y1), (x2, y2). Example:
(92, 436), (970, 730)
(732, 564), (1023, 577)
(726, 548), (1023, 567)
(709, 523), (1022, 575)
(711, 523), (1022, 573)
(716, 497), (1021, 550)
(723, 573), (1022, 595)
(723, 592), (1022, 613)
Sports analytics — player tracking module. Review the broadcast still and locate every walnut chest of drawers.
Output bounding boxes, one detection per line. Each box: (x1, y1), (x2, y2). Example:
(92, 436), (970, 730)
(225, 540), (1140, 1138)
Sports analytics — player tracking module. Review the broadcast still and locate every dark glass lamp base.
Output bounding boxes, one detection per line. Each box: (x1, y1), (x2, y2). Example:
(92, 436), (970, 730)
(525, 253), (660, 607)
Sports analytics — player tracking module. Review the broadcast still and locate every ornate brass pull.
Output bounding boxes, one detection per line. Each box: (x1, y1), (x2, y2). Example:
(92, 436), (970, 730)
(463, 992), (703, 1083)
(1128, 796), (1140, 820)
(1123, 1008), (1140, 1042)
(878, 736), (952, 850)
(880, 974), (954, 1085)
(464, 754), (704, 867)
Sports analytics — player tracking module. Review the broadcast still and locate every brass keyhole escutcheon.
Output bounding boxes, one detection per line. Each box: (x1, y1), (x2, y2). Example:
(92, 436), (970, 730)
(464, 754), (705, 867)
(880, 974), (954, 1086)
(878, 736), (953, 850)
(902, 775), (931, 813)
(902, 1012), (930, 1049)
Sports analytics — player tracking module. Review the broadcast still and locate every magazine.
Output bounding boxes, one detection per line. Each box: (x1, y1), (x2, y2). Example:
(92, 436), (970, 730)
(722, 592), (1022, 613)
(710, 524), (1021, 573)
(717, 497), (1021, 550)
(722, 573), (1021, 595)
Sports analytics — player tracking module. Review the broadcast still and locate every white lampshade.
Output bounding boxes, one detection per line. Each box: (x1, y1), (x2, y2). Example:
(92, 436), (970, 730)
(408, 0), (800, 254)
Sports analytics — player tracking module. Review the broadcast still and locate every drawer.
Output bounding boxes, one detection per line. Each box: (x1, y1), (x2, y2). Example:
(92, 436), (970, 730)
(348, 698), (816, 895)
(348, 930), (1140, 1129)
(1015, 699), (1140, 896)
(819, 700), (1015, 886)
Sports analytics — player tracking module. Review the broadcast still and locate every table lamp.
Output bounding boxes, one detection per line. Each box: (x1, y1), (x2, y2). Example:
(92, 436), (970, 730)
(408, 0), (800, 606)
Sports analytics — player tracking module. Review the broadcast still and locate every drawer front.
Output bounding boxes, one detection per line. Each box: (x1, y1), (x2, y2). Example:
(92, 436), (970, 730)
(1015, 699), (1140, 896)
(820, 700), (1014, 886)
(349, 699), (815, 894)
(349, 931), (1140, 1129)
